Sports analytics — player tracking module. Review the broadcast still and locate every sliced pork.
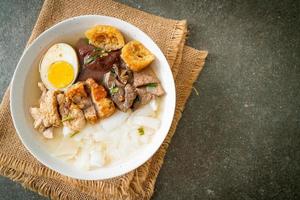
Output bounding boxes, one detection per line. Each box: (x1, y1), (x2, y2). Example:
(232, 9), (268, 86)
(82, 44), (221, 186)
(64, 82), (98, 124)
(133, 68), (159, 87)
(85, 78), (116, 118)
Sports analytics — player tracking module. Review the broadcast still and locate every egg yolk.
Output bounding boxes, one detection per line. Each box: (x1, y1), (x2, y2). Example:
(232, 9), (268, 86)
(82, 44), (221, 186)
(48, 61), (74, 89)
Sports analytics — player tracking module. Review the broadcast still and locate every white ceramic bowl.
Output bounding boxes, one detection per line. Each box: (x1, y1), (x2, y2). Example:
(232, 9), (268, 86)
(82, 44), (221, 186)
(10, 15), (175, 180)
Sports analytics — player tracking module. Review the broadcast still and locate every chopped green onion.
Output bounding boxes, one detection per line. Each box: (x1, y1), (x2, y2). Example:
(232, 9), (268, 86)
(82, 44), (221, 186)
(95, 47), (103, 52)
(95, 48), (109, 57)
(61, 115), (74, 122)
(146, 83), (157, 88)
(70, 131), (80, 138)
(138, 127), (144, 135)
(109, 86), (119, 95)
(84, 54), (98, 65)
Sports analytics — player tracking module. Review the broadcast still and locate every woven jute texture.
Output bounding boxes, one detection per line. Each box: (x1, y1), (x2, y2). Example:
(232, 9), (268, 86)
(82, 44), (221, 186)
(0, 0), (208, 199)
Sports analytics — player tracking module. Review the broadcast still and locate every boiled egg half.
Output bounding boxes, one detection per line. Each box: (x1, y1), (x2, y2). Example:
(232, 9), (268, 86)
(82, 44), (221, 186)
(40, 43), (79, 90)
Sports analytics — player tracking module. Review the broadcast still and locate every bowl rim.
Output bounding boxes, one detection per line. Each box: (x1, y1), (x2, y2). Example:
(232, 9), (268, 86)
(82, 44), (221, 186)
(10, 15), (176, 180)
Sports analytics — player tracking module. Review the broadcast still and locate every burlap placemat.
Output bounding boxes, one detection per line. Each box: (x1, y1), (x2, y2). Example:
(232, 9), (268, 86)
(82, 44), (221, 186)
(0, 0), (207, 199)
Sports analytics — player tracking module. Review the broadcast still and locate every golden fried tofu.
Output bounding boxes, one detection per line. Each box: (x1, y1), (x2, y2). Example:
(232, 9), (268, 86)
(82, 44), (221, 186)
(121, 40), (155, 72)
(85, 25), (125, 51)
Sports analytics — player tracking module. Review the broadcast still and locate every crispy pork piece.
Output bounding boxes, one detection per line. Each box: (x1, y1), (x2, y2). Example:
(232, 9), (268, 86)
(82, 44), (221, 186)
(64, 82), (98, 123)
(57, 93), (87, 131)
(65, 104), (86, 131)
(85, 78), (115, 118)
(65, 82), (87, 105)
(85, 78), (107, 100)
(83, 106), (98, 124)
(96, 98), (116, 118)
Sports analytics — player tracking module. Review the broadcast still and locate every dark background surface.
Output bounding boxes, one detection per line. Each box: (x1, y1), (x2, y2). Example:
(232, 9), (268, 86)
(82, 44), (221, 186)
(0, 0), (299, 199)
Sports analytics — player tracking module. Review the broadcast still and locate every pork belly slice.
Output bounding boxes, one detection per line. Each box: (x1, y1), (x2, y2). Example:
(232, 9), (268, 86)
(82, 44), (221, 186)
(57, 93), (86, 131)
(64, 82), (98, 124)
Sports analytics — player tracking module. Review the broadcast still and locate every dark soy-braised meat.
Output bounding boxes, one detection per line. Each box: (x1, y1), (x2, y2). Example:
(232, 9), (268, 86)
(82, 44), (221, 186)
(111, 87), (126, 111)
(77, 51), (120, 82)
(124, 84), (137, 109)
(112, 64), (133, 85)
(75, 38), (95, 65)
(75, 38), (121, 82)
(84, 51), (120, 71)
(103, 70), (136, 112)
(103, 71), (117, 89)
(75, 37), (165, 112)
(132, 87), (153, 110)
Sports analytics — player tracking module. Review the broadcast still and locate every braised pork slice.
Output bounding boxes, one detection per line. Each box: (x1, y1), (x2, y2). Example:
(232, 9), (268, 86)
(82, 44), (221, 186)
(110, 86), (126, 111)
(86, 78), (115, 118)
(133, 68), (159, 87)
(124, 84), (137, 110)
(146, 83), (165, 96)
(133, 87), (153, 109)
(103, 71), (136, 112)
(103, 71), (116, 89)
(103, 72), (125, 110)
(112, 64), (133, 85)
